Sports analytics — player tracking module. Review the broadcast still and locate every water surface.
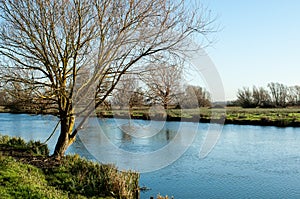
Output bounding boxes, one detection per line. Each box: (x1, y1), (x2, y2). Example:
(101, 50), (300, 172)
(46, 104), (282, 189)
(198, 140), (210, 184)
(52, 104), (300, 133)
(0, 113), (300, 198)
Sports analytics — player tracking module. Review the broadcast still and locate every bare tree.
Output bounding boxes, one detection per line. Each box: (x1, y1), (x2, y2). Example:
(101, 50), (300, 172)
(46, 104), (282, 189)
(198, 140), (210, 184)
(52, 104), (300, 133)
(292, 86), (300, 105)
(0, 0), (215, 158)
(181, 85), (211, 108)
(252, 86), (271, 107)
(237, 87), (255, 108)
(237, 86), (272, 108)
(128, 87), (145, 108)
(0, 89), (10, 106)
(141, 56), (183, 109)
(111, 74), (138, 109)
(268, 82), (288, 107)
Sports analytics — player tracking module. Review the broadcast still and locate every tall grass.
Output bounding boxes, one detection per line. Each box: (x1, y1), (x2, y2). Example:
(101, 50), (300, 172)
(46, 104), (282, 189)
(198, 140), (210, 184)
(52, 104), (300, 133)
(45, 154), (139, 199)
(0, 135), (49, 156)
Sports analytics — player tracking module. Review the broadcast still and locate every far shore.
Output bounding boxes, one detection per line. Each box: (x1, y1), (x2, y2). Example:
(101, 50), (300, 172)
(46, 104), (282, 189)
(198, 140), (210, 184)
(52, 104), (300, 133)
(97, 112), (300, 127)
(2, 105), (300, 127)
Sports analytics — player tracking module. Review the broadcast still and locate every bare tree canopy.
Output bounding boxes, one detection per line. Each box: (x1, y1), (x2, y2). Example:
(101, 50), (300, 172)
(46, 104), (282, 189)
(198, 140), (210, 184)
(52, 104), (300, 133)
(140, 55), (183, 109)
(235, 83), (300, 108)
(0, 0), (215, 157)
(181, 85), (211, 108)
(111, 74), (139, 109)
(268, 82), (289, 107)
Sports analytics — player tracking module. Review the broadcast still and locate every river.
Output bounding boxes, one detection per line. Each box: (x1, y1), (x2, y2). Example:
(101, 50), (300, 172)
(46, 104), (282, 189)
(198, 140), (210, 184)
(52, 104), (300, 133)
(0, 113), (300, 198)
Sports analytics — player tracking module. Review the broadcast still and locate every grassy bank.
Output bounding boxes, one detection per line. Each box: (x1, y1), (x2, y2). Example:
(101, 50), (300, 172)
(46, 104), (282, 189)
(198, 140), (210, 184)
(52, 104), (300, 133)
(97, 107), (300, 127)
(0, 135), (139, 199)
(222, 107), (300, 127)
(2, 105), (300, 127)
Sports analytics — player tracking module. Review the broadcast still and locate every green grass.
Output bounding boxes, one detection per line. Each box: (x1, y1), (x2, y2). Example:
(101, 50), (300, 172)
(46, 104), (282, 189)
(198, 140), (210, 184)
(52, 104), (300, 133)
(0, 156), (69, 199)
(0, 135), (139, 199)
(97, 106), (300, 126)
(224, 107), (300, 122)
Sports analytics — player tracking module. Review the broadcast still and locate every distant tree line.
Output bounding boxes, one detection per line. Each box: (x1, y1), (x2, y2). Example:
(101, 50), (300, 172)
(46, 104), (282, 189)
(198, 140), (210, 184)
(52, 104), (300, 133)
(236, 82), (300, 108)
(0, 82), (54, 113)
(110, 59), (211, 109)
(0, 79), (211, 111)
(110, 74), (211, 109)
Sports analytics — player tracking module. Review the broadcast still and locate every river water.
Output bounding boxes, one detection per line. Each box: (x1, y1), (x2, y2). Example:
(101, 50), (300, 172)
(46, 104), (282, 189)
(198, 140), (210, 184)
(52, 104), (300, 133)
(0, 113), (300, 198)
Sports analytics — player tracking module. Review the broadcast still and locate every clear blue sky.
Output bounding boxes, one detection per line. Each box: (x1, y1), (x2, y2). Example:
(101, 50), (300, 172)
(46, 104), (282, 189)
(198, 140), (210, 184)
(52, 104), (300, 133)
(200, 0), (300, 100)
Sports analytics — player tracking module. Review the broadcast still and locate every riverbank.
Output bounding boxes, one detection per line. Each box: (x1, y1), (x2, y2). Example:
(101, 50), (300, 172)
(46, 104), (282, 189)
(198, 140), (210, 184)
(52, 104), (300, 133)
(97, 107), (300, 127)
(0, 135), (139, 199)
(2, 105), (300, 127)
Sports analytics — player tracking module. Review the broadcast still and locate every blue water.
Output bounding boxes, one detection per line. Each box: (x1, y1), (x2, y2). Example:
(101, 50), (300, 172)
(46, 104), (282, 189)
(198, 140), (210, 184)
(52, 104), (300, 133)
(1, 113), (300, 198)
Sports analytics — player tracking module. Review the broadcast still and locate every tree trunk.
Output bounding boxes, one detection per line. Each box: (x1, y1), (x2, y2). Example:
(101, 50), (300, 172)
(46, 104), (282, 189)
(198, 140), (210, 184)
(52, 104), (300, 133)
(163, 102), (168, 110)
(53, 114), (75, 158)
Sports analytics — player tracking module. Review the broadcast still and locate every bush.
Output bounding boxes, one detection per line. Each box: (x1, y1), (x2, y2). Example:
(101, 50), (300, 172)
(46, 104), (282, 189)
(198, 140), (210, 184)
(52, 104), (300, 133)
(27, 140), (49, 156)
(45, 154), (139, 199)
(0, 134), (49, 156)
(7, 137), (26, 147)
(0, 135), (10, 144)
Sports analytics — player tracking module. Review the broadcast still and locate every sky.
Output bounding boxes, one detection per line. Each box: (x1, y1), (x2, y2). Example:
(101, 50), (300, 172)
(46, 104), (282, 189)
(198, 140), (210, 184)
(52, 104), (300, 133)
(198, 0), (300, 100)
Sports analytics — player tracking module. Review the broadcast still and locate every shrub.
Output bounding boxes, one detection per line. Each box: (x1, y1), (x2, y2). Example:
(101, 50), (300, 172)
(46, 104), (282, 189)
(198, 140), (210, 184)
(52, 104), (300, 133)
(0, 134), (49, 156)
(0, 135), (11, 144)
(7, 137), (26, 147)
(27, 140), (49, 156)
(46, 155), (139, 199)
